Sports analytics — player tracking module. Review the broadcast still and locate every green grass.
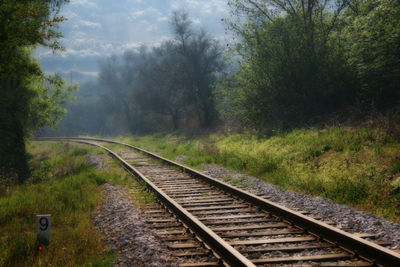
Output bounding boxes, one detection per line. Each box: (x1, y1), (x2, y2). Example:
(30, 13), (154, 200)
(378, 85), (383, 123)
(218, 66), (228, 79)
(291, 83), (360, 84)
(0, 141), (116, 267)
(117, 127), (400, 222)
(119, 134), (217, 169)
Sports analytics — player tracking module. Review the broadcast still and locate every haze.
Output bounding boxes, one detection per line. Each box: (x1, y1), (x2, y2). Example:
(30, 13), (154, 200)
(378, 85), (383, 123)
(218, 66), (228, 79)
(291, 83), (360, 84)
(36, 0), (229, 82)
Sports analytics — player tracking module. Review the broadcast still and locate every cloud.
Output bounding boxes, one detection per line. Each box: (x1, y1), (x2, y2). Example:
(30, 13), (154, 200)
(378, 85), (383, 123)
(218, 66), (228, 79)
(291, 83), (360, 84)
(128, 7), (163, 21)
(63, 10), (78, 20)
(192, 18), (201, 24)
(70, 0), (97, 8)
(80, 20), (101, 28)
(157, 16), (168, 22)
(38, 0), (230, 75)
(130, 9), (146, 20)
(146, 24), (157, 32)
(171, 0), (227, 14)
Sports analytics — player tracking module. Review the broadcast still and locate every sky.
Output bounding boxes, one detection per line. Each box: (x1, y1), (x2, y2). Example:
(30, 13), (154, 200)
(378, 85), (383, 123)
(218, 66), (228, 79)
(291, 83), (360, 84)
(36, 0), (231, 82)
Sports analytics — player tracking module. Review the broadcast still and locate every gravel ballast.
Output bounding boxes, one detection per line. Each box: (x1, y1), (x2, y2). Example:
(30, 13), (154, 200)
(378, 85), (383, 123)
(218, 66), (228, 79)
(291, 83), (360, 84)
(203, 165), (400, 249)
(94, 183), (177, 267)
(86, 154), (109, 171)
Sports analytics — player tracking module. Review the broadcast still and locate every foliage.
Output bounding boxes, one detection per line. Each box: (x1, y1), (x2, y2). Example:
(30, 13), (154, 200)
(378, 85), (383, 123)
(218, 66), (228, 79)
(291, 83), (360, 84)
(215, 0), (357, 131)
(0, 0), (66, 65)
(342, 0), (400, 109)
(137, 11), (222, 130)
(0, 0), (75, 182)
(169, 11), (225, 129)
(28, 73), (77, 130)
(129, 15), (224, 130)
(215, 0), (400, 132)
(97, 52), (148, 134)
(41, 80), (108, 136)
(0, 142), (116, 266)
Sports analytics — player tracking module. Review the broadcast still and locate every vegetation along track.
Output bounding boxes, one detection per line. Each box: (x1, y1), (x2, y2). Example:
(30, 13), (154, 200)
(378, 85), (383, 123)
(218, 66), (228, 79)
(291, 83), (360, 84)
(39, 137), (400, 266)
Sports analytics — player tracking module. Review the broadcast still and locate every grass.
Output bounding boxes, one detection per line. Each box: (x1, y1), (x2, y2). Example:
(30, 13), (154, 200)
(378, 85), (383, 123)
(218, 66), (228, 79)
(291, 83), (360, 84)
(126, 180), (157, 205)
(117, 127), (400, 222)
(0, 141), (116, 267)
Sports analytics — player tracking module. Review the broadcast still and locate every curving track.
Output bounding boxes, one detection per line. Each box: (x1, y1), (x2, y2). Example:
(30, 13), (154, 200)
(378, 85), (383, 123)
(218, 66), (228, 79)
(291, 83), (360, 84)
(38, 137), (400, 266)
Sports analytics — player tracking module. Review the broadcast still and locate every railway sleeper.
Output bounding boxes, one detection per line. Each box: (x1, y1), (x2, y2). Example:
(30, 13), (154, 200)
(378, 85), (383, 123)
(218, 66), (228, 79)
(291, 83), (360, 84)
(178, 262), (221, 267)
(210, 223), (289, 232)
(229, 236), (316, 246)
(173, 250), (211, 257)
(250, 253), (352, 264)
(199, 213), (269, 221)
(185, 204), (249, 211)
(177, 198), (234, 205)
(202, 217), (279, 225)
(220, 228), (304, 238)
(191, 208), (256, 216)
(182, 201), (237, 208)
(240, 243), (335, 253)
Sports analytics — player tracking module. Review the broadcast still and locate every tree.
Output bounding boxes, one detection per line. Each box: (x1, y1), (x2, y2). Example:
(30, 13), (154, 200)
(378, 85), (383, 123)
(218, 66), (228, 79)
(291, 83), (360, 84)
(132, 42), (193, 130)
(98, 53), (143, 134)
(343, 0), (400, 110)
(0, 0), (75, 183)
(170, 11), (224, 129)
(41, 80), (105, 137)
(70, 11), (222, 134)
(217, 0), (357, 130)
(98, 11), (224, 132)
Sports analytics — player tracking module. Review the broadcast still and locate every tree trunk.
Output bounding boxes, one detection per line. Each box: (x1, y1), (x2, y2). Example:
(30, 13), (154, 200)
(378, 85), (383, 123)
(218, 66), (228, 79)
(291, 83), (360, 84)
(0, 102), (29, 183)
(0, 78), (30, 184)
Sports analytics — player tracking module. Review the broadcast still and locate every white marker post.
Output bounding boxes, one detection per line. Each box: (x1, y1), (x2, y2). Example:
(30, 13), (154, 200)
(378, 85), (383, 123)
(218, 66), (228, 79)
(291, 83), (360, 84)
(37, 214), (51, 246)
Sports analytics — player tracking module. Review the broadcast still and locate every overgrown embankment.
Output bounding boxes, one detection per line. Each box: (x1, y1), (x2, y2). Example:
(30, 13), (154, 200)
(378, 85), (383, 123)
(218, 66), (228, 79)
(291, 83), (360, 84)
(0, 142), (116, 266)
(118, 127), (400, 222)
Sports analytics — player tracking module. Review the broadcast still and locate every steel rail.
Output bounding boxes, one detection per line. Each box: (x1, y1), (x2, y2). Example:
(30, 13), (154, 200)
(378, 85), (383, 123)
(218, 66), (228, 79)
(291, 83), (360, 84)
(40, 137), (254, 267)
(38, 137), (400, 266)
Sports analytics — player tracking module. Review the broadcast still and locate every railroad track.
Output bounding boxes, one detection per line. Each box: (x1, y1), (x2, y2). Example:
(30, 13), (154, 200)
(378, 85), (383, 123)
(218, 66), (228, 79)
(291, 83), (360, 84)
(39, 137), (400, 266)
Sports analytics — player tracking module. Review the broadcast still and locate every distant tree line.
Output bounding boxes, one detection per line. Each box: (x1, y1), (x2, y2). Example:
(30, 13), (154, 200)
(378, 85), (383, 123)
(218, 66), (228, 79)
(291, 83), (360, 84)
(46, 11), (225, 135)
(48, 0), (399, 137)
